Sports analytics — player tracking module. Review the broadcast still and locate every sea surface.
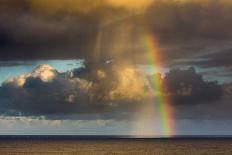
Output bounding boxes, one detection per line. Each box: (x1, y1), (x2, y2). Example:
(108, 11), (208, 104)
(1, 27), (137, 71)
(0, 136), (232, 155)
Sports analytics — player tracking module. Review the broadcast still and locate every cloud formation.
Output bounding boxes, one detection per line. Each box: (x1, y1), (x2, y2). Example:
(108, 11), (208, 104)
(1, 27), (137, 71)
(0, 0), (232, 67)
(163, 67), (223, 103)
(176, 49), (232, 68)
(145, 0), (232, 41)
(0, 62), (226, 119)
(0, 63), (147, 117)
(27, 0), (152, 15)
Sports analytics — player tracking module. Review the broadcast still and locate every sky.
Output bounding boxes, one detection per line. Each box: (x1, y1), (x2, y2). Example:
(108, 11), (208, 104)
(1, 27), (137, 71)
(0, 0), (232, 136)
(0, 60), (83, 85)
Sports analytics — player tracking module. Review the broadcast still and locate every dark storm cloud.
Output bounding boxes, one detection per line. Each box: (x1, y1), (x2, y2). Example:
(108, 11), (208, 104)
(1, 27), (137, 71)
(162, 67), (223, 104)
(0, 13), (101, 60)
(173, 82), (232, 120)
(0, 0), (232, 64)
(160, 68), (231, 120)
(145, 0), (232, 41)
(0, 0), (131, 60)
(143, 0), (232, 68)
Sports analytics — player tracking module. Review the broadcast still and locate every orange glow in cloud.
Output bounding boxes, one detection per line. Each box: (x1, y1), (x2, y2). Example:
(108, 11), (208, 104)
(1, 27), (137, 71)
(28, 0), (154, 15)
(28, 0), (103, 15)
(106, 0), (154, 11)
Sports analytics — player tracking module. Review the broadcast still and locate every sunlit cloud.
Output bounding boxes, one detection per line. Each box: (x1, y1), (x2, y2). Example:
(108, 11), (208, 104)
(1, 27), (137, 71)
(0, 0), (232, 136)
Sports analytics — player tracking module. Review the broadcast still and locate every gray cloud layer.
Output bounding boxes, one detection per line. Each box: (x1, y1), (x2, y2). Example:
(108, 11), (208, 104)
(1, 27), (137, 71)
(0, 0), (232, 69)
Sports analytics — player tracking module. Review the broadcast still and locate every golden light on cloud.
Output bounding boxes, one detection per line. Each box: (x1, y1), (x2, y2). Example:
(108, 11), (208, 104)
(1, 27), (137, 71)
(27, 0), (154, 16)
(28, 0), (103, 15)
(31, 64), (56, 82)
(106, 0), (154, 11)
(4, 65), (56, 88)
(5, 75), (27, 87)
(108, 66), (146, 101)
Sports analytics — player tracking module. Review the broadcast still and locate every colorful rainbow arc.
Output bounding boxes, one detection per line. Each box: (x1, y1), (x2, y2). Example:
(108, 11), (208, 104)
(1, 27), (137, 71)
(140, 24), (175, 136)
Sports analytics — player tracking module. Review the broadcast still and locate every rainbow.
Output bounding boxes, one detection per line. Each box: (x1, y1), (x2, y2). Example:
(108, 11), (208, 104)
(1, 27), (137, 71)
(139, 24), (175, 137)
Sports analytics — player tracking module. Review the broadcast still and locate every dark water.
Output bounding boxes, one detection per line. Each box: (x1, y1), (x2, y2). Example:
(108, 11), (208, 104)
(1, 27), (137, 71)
(0, 137), (232, 155)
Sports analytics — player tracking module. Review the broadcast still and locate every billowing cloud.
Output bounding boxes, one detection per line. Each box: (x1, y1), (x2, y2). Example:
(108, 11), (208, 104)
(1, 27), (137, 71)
(0, 62), (227, 120)
(0, 63), (147, 117)
(162, 67), (223, 104)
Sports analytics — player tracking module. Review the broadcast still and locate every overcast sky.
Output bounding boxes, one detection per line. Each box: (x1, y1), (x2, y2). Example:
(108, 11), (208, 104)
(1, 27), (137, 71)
(0, 0), (232, 136)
